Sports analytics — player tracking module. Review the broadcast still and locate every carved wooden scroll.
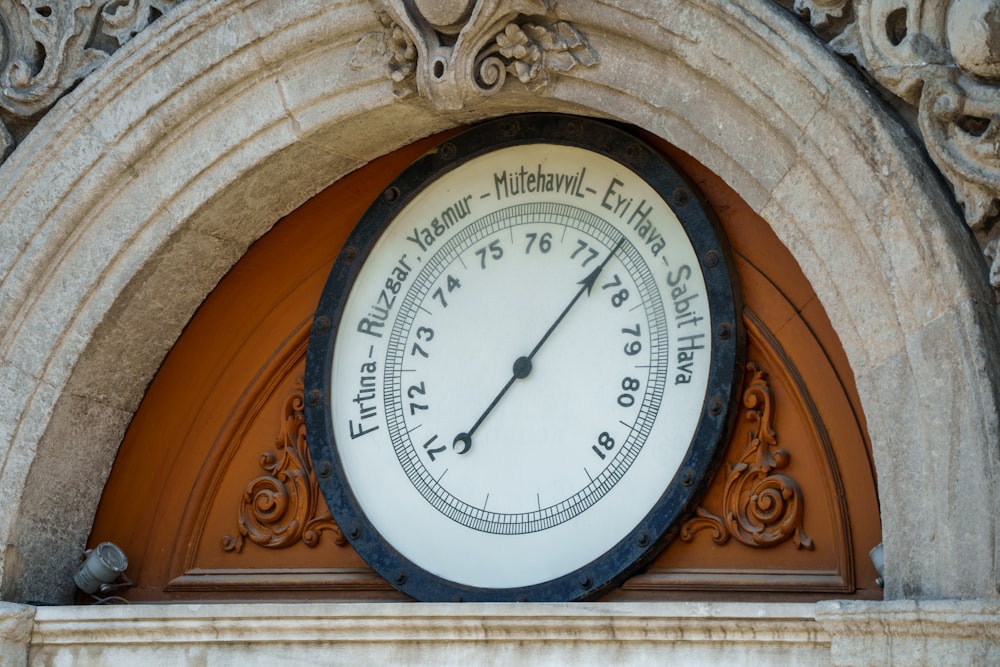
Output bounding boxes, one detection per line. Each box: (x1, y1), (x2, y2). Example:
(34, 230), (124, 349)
(222, 382), (345, 552)
(681, 362), (814, 550)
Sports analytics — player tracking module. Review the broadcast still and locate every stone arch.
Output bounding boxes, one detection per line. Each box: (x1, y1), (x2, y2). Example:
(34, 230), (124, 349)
(0, 0), (996, 603)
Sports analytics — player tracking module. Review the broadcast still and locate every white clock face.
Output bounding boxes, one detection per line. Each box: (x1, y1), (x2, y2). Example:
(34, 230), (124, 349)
(307, 116), (739, 600)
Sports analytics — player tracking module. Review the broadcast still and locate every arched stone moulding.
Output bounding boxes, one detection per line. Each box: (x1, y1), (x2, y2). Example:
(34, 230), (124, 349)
(0, 0), (996, 604)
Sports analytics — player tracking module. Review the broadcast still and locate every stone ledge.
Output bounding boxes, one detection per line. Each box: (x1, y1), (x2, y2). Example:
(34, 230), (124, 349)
(29, 602), (828, 665)
(22, 600), (1000, 664)
(817, 599), (1000, 666)
(32, 601), (825, 642)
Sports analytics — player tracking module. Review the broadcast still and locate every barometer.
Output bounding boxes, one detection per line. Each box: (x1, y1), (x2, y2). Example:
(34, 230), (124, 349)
(305, 114), (742, 601)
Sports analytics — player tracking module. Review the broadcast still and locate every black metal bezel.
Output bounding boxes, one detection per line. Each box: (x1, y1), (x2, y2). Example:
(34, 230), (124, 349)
(304, 113), (744, 602)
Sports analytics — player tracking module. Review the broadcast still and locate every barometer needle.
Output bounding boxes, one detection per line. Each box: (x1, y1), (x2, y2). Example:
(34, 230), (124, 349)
(453, 237), (625, 454)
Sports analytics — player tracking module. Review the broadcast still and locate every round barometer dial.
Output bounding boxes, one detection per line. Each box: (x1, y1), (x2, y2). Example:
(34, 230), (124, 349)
(305, 114), (742, 601)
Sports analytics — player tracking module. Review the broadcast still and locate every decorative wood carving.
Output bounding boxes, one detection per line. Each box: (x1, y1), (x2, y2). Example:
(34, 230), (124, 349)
(221, 381), (346, 552)
(353, 0), (598, 109)
(89, 132), (881, 601)
(680, 362), (814, 550)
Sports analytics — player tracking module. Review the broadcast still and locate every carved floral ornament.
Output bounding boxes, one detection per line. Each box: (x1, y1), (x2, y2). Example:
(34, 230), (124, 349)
(224, 364), (811, 555)
(680, 362), (814, 551)
(222, 382), (346, 553)
(4, 1), (1000, 292)
(352, 0), (598, 109)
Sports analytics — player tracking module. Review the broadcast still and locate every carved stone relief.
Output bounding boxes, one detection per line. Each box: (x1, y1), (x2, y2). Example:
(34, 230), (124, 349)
(680, 362), (814, 550)
(1, 0), (998, 292)
(353, 0), (598, 109)
(0, 0), (180, 158)
(221, 382), (346, 553)
(790, 0), (1000, 292)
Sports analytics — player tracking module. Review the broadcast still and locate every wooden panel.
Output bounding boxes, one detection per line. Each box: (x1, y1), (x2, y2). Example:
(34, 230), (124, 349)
(88, 128), (881, 602)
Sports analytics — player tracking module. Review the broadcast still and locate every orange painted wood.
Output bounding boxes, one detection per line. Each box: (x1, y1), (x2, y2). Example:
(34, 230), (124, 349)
(89, 129), (881, 602)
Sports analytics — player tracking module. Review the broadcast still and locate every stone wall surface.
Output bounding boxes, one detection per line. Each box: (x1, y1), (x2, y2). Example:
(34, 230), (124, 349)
(818, 600), (1000, 666)
(1, 0), (997, 605)
(0, 0), (996, 663)
(4, 2), (1000, 295)
(0, 602), (32, 667)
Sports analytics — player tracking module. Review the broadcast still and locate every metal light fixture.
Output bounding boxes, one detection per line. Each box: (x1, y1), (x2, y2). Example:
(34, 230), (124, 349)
(74, 542), (130, 598)
(869, 543), (885, 588)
